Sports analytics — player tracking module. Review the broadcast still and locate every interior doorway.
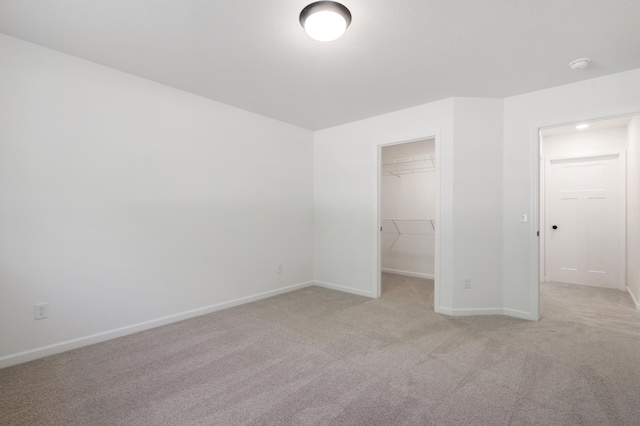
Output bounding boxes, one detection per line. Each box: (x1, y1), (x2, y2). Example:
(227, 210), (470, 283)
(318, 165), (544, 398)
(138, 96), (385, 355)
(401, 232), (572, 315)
(545, 153), (625, 289)
(538, 114), (640, 310)
(376, 137), (438, 310)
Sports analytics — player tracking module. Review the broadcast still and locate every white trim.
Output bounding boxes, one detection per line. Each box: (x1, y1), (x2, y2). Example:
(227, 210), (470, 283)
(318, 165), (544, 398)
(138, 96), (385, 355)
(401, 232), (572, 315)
(450, 308), (506, 316)
(547, 152), (622, 163)
(373, 132), (441, 313)
(438, 306), (454, 316)
(381, 269), (434, 279)
(530, 124), (541, 321)
(532, 110), (640, 321)
(539, 151), (546, 285)
(627, 286), (640, 311)
(618, 151), (628, 292)
(374, 141), (382, 298)
(437, 306), (535, 320)
(313, 281), (375, 298)
(503, 308), (537, 320)
(434, 133), (442, 314)
(0, 281), (314, 369)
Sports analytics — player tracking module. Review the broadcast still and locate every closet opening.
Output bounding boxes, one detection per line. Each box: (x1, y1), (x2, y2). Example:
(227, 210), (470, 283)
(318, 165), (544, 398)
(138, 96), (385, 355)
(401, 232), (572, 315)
(376, 137), (438, 311)
(538, 114), (640, 316)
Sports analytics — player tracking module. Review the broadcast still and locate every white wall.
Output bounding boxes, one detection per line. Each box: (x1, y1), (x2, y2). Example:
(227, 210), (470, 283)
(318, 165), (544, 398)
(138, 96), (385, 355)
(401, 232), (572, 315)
(627, 116), (640, 309)
(543, 127), (628, 158)
(451, 98), (504, 313)
(381, 139), (435, 278)
(314, 99), (455, 309)
(503, 68), (640, 319)
(0, 34), (314, 367)
(3, 35), (639, 369)
(313, 97), (504, 315)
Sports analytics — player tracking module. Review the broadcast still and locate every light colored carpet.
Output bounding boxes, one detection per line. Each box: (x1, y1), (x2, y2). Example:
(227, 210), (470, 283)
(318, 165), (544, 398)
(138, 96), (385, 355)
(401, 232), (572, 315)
(1, 274), (639, 425)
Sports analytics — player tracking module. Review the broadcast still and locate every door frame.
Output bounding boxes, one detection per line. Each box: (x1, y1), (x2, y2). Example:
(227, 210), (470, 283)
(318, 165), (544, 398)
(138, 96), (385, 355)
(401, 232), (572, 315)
(373, 133), (441, 312)
(542, 151), (626, 290)
(534, 112), (638, 320)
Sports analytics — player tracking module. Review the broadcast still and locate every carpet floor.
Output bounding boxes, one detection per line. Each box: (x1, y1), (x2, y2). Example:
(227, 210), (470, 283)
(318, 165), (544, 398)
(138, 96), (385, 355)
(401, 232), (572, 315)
(1, 274), (639, 425)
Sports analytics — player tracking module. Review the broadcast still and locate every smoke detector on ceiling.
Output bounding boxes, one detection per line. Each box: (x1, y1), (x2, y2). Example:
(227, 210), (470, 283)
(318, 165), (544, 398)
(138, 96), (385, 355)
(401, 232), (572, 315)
(569, 58), (591, 70)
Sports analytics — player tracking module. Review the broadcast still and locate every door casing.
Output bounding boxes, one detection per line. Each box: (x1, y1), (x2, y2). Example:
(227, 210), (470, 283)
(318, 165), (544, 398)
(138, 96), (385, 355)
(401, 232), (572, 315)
(373, 134), (441, 312)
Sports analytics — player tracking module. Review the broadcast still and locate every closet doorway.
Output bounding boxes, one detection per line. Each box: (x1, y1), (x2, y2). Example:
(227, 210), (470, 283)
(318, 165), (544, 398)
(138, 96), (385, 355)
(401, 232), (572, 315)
(538, 114), (640, 311)
(377, 137), (438, 309)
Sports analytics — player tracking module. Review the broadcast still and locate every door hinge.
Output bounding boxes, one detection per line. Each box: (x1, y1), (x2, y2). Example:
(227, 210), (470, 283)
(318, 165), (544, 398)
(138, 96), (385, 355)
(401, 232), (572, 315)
(537, 231), (539, 236)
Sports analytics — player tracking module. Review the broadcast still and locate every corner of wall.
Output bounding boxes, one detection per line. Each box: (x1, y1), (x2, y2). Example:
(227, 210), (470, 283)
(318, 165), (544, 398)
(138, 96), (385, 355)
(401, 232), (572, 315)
(450, 98), (505, 313)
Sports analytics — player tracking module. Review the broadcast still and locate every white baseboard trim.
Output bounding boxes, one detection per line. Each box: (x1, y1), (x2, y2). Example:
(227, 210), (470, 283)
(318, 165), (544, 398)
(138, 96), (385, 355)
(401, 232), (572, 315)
(381, 268), (434, 280)
(502, 308), (537, 321)
(437, 306), (454, 316)
(437, 306), (535, 320)
(313, 281), (375, 298)
(627, 286), (640, 311)
(448, 307), (505, 316)
(0, 281), (314, 369)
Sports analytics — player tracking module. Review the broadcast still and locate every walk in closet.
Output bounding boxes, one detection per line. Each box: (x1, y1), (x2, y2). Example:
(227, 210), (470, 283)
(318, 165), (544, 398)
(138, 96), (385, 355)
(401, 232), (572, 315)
(380, 139), (436, 278)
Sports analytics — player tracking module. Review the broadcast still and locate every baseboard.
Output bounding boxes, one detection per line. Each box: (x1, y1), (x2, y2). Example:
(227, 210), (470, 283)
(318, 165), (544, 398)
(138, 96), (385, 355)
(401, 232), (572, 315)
(447, 307), (505, 316)
(437, 306), (454, 316)
(627, 286), (640, 311)
(381, 268), (434, 280)
(313, 281), (375, 298)
(502, 308), (536, 321)
(437, 306), (535, 320)
(0, 281), (314, 369)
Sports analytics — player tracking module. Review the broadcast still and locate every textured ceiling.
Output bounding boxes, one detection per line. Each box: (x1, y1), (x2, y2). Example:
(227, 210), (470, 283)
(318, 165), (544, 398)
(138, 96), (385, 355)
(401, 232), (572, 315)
(1, 0), (639, 130)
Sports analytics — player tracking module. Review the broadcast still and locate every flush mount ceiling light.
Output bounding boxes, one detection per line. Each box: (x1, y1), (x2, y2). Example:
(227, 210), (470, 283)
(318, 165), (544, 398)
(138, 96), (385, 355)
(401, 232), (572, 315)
(300, 1), (351, 42)
(576, 123), (589, 130)
(569, 58), (591, 70)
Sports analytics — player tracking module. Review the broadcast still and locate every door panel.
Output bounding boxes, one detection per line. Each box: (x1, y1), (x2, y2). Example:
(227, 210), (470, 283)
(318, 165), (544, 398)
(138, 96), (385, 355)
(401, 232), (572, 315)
(553, 196), (579, 273)
(545, 155), (622, 289)
(586, 195), (611, 274)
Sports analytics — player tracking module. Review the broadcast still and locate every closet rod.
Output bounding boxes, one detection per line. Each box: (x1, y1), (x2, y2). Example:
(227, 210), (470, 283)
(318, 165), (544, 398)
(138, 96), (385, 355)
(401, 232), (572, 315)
(381, 218), (436, 231)
(381, 154), (435, 177)
(381, 154), (434, 165)
(381, 168), (433, 177)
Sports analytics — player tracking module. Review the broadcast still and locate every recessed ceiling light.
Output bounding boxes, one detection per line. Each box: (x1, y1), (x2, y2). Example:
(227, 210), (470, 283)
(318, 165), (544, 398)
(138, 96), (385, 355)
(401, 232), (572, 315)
(569, 58), (591, 70)
(300, 1), (351, 42)
(576, 123), (589, 130)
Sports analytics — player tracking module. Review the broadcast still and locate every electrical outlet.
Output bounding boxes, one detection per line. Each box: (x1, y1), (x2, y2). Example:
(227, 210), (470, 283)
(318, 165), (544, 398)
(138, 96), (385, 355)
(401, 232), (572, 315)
(35, 303), (49, 320)
(464, 278), (471, 289)
(277, 264), (283, 274)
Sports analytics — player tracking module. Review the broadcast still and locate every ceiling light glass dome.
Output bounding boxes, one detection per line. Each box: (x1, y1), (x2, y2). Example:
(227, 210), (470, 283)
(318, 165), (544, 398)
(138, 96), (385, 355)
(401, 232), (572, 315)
(300, 2), (352, 42)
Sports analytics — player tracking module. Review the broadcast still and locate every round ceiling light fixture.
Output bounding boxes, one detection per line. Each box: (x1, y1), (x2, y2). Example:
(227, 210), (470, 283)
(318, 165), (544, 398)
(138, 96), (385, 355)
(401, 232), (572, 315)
(569, 58), (591, 70)
(300, 1), (352, 42)
(575, 123), (589, 130)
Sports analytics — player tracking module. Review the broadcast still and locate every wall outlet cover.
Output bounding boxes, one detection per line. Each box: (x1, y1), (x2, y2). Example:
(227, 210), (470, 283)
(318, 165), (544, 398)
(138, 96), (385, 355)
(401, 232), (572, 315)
(35, 303), (49, 320)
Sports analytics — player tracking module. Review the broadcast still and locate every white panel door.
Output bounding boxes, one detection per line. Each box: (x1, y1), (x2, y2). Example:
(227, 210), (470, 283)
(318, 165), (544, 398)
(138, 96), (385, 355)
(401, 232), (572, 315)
(545, 154), (624, 289)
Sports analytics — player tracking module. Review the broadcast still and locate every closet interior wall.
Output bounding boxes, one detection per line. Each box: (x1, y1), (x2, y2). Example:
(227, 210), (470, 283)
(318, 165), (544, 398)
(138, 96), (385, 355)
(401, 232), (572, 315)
(380, 139), (436, 279)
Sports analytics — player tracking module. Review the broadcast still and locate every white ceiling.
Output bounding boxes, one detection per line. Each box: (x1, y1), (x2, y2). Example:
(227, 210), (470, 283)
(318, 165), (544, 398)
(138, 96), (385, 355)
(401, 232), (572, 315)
(1, 0), (639, 130)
